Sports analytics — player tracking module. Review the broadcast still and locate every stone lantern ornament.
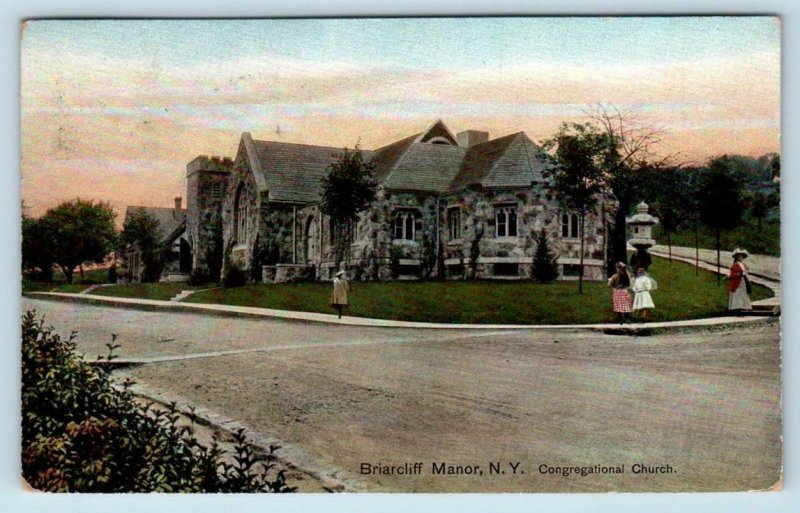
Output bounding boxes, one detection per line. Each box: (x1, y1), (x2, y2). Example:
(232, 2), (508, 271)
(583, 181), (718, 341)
(626, 201), (659, 270)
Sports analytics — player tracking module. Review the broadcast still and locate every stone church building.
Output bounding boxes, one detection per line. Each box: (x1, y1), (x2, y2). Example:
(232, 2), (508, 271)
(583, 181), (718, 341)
(180, 120), (608, 283)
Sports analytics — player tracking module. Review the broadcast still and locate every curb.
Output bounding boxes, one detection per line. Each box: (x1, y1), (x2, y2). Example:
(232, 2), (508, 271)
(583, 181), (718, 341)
(113, 378), (355, 493)
(24, 290), (777, 332)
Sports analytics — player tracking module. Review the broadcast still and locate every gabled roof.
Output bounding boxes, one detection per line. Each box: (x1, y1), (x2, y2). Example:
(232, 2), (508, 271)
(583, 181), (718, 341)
(124, 206), (186, 243)
(381, 142), (466, 192)
(237, 121), (551, 203)
(415, 119), (459, 145)
(251, 139), (375, 203)
(451, 132), (550, 190)
(371, 133), (420, 182)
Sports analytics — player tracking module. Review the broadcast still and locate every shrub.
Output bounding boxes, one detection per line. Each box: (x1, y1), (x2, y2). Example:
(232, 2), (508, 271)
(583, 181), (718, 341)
(468, 226), (484, 279)
(187, 268), (212, 286)
(532, 228), (560, 283)
(419, 232), (437, 279)
(222, 265), (247, 288)
(388, 244), (405, 279)
(21, 310), (294, 493)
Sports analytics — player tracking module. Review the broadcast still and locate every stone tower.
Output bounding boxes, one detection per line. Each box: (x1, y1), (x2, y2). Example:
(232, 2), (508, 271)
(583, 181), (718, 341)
(186, 155), (232, 278)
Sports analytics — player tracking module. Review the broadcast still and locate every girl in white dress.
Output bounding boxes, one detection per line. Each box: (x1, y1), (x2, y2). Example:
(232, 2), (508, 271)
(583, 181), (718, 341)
(632, 267), (655, 320)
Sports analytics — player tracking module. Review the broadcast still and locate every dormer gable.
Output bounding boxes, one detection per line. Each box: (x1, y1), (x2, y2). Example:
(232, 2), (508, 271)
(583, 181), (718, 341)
(414, 119), (458, 146)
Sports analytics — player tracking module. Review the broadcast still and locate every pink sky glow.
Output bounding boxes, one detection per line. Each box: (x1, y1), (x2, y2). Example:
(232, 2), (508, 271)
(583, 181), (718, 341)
(20, 18), (781, 219)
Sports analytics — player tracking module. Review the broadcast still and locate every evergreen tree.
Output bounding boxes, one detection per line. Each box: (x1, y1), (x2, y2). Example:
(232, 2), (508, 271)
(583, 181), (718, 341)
(531, 228), (560, 283)
(320, 145), (377, 268)
(698, 156), (746, 284)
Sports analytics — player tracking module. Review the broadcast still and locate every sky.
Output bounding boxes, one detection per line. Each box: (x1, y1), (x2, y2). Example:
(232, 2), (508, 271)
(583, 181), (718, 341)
(20, 17), (781, 219)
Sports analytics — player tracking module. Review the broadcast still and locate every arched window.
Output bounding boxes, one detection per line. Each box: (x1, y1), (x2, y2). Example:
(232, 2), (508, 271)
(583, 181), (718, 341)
(393, 210), (417, 241)
(448, 208), (461, 240)
(305, 216), (317, 262)
(561, 212), (581, 239)
(234, 184), (247, 243)
(495, 205), (518, 237)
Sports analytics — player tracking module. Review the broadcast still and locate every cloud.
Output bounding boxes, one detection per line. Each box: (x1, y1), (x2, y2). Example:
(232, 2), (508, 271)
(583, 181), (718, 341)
(21, 43), (780, 216)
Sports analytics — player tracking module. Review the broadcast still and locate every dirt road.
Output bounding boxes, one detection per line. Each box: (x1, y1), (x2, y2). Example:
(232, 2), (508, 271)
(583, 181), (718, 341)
(22, 298), (782, 492)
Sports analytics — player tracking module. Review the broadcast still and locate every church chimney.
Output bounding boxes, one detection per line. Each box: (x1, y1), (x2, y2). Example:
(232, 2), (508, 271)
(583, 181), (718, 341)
(457, 130), (490, 148)
(174, 196), (182, 210)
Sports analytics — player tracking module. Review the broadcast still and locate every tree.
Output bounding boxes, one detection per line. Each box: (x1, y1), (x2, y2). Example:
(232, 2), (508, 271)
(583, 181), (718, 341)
(22, 214), (54, 281)
(683, 166), (706, 275)
(697, 156), (746, 284)
(542, 123), (607, 294)
(770, 153), (781, 180)
(320, 145), (377, 267)
(39, 199), (117, 284)
(750, 191), (770, 230)
(587, 105), (676, 277)
(651, 167), (693, 262)
(531, 228), (559, 283)
(120, 208), (164, 282)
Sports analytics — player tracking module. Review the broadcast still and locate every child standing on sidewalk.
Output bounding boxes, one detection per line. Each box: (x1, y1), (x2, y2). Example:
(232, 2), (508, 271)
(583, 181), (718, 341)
(631, 267), (656, 321)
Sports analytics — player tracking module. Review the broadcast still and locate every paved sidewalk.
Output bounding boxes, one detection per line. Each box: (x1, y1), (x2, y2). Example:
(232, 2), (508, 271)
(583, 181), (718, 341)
(649, 247), (781, 307)
(25, 246), (780, 331)
(651, 245), (781, 281)
(26, 290), (776, 331)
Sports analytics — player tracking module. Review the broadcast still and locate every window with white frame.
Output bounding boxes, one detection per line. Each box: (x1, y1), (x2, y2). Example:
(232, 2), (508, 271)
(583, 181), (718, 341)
(393, 210), (417, 241)
(495, 205), (518, 237)
(449, 208), (461, 240)
(561, 212), (581, 239)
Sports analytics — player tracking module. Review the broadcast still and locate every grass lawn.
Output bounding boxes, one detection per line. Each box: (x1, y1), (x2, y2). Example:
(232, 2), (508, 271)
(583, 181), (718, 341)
(183, 257), (773, 325)
(22, 268), (110, 294)
(90, 282), (206, 301)
(654, 219), (780, 257)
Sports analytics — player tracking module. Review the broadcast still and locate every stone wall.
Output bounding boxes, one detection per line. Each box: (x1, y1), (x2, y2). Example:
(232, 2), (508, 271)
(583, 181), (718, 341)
(438, 185), (608, 280)
(255, 204), (298, 268)
(220, 147), (262, 279)
(208, 147), (609, 284)
(341, 189), (441, 281)
(320, 185), (610, 282)
(186, 156), (232, 277)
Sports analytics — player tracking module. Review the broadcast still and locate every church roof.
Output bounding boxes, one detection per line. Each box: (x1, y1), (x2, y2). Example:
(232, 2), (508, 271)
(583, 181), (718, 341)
(252, 140), (375, 203)
(451, 132), (550, 190)
(377, 140), (467, 192)
(124, 206), (186, 243)
(243, 120), (551, 203)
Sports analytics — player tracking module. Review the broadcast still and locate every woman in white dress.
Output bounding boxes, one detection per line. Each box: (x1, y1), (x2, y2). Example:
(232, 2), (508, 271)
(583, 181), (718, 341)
(331, 269), (349, 319)
(728, 249), (752, 312)
(632, 267), (655, 320)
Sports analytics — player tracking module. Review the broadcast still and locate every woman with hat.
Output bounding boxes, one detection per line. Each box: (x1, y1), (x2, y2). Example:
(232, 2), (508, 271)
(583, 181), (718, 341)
(331, 269), (349, 319)
(607, 262), (633, 323)
(728, 249), (752, 312)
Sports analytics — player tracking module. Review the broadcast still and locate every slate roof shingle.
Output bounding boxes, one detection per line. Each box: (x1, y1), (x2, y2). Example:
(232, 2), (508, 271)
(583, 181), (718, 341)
(248, 121), (552, 203)
(452, 132), (550, 190)
(253, 140), (375, 203)
(381, 142), (466, 192)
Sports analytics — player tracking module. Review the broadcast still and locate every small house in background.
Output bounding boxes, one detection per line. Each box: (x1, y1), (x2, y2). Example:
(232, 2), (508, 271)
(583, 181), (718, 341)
(122, 197), (190, 282)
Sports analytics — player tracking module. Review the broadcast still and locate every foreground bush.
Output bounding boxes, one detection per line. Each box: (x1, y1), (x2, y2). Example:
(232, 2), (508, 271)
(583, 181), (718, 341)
(21, 310), (294, 492)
